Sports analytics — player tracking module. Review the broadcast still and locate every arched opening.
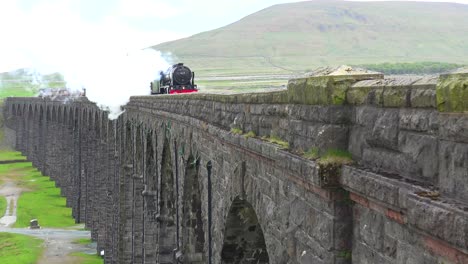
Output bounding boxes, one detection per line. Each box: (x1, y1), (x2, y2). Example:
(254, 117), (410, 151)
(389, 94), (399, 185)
(221, 197), (269, 263)
(142, 130), (158, 262)
(158, 137), (176, 263)
(180, 155), (205, 263)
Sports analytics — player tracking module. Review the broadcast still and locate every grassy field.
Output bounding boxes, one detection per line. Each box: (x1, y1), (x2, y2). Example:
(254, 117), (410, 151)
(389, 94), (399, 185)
(0, 232), (44, 264)
(13, 164), (75, 228)
(69, 252), (103, 264)
(0, 151), (75, 228)
(0, 151), (27, 161)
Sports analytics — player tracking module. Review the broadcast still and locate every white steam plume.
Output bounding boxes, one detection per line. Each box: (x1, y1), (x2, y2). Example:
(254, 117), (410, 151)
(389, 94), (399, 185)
(0, 1), (182, 119)
(64, 49), (170, 119)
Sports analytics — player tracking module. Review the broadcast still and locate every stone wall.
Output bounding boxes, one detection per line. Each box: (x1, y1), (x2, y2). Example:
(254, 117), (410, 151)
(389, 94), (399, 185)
(3, 66), (467, 264)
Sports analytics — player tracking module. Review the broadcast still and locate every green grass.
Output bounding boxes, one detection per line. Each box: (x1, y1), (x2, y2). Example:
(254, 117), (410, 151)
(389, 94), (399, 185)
(261, 135), (289, 149)
(14, 168), (75, 227)
(244, 131), (256, 139)
(0, 152), (75, 228)
(0, 161), (33, 186)
(69, 252), (104, 264)
(303, 147), (320, 160)
(230, 127), (243, 135)
(0, 232), (44, 264)
(318, 149), (354, 165)
(72, 238), (93, 245)
(0, 196), (6, 218)
(0, 150), (27, 161)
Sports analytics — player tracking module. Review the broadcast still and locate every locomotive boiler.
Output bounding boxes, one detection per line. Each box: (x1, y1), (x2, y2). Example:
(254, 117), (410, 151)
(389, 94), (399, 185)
(151, 63), (197, 94)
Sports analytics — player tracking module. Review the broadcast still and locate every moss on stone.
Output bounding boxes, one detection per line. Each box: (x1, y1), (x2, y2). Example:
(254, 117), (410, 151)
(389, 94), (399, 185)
(373, 87), (384, 106)
(347, 87), (373, 105)
(316, 149), (353, 188)
(231, 128), (243, 135)
(244, 131), (256, 138)
(382, 86), (409, 108)
(317, 149), (354, 166)
(303, 147), (319, 160)
(261, 135), (289, 149)
(436, 73), (468, 112)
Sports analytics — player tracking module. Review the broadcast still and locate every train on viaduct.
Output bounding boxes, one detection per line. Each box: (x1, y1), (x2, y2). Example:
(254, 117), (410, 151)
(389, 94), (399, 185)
(2, 67), (468, 263)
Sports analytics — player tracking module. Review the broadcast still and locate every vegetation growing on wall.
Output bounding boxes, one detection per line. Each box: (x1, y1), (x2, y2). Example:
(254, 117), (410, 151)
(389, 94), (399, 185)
(261, 135), (289, 149)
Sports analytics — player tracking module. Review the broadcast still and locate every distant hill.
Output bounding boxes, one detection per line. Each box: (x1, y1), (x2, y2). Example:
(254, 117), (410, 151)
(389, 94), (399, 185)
(151, 0), (468, 76)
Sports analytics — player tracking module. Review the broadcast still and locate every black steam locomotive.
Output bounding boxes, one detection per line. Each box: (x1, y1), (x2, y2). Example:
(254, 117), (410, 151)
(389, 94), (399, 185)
(150, 63), (198, 94)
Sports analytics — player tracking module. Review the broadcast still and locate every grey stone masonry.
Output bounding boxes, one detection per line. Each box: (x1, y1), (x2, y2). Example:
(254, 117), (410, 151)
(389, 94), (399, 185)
(3, 67), (468, 263)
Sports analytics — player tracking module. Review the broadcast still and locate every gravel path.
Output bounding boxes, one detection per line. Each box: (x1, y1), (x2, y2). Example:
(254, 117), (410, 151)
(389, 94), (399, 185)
(0, 182), (20, 227)
(0, 177), (99, 263)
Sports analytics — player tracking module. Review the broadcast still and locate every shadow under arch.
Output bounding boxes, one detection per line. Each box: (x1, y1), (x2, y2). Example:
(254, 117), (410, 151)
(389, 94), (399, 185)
(180, 155), (205, 263)
(158, 136), (176, 263)
(221, 197), (269, 263)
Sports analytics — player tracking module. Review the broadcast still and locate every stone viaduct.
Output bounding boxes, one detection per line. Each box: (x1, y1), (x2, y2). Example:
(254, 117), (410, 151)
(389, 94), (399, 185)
(2, 67), (468, 264)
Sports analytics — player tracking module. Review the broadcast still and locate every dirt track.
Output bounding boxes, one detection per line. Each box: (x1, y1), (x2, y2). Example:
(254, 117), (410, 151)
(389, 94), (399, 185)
(0, 174), (99, 263)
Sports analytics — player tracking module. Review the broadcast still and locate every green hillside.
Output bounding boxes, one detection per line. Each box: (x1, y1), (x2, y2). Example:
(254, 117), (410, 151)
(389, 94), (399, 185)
(152, 0), (468, 77)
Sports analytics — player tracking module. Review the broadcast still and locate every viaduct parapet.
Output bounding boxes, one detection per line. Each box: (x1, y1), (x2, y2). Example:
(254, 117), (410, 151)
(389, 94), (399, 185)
(3, 66), (468, 263)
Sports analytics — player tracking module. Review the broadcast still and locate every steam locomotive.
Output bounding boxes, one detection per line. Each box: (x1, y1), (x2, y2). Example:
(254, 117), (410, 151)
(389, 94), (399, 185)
(150, 63), (198, 94)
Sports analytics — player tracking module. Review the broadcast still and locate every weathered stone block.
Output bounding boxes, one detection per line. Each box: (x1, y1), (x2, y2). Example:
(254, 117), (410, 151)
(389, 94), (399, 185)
(398, 131), (438, 183)
(410, 87), (437, 108)
(346, 86), (373, 105)
(436, 70), (468, 112)
(438, 141), (468, 202)
(382, 86), (409, 108)
(398, 108), (439, 133)
(406, 195), (468, 252)
(367, 109), (399, 150)
(438, 113), (468, 143)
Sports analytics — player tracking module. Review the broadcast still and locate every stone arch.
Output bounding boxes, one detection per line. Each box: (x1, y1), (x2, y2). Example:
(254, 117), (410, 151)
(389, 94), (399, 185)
(27, 105), (33, 120)
(157, 133), (176, 263)
(33, 104), (39, 119)
(144, 128), (157, 198)
(101, 113), (108, 139)
(51, 106), (58, 122)
(12, 104), (18, 116)
(46, 106), (52, 121)
(180, 154), (205, 263)
(67, 107), (73, 127)
(10, 103), (15, 116)
(20, 104), (26, 117)
(88, 109), (93, 128)
(94, 111), (100, 137)
(58, 106), (65, 123)
(220, 197), (269, 263)
(82, 109), (87, 127)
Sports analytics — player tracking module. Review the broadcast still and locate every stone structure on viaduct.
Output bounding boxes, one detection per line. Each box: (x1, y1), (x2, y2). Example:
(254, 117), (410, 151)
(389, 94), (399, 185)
(3, 67), (468, 264)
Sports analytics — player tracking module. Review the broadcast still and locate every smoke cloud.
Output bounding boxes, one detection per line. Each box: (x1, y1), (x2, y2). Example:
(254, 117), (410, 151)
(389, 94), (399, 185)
(0, 0), (182, 119)
(64, 48), (170, 119)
